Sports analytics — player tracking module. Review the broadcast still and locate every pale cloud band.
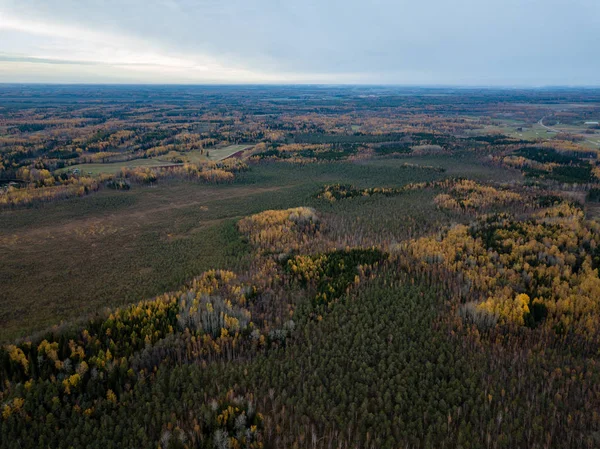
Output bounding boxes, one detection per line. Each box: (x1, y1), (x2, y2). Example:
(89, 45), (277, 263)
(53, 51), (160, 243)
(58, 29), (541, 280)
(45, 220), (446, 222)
(0, 12), (288, 83)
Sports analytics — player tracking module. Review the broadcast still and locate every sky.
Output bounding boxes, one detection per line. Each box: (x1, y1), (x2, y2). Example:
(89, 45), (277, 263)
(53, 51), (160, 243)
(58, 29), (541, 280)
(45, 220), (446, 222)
(0, 0), (599, 86)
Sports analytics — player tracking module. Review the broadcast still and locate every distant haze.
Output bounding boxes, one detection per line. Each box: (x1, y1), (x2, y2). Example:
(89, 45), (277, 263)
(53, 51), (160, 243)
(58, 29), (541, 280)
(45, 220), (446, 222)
(0, 0), (598, 85)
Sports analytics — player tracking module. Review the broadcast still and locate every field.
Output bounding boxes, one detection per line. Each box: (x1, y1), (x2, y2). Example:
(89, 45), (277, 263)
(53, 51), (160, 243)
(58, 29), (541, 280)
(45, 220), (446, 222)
(59, 159), (182, 176)
(57, 145), (254, 177)
(480, 116), (600, 150)
(164, 144), (254, 164)
(0, 157), (486, 340)
(206, 144), (254, 160)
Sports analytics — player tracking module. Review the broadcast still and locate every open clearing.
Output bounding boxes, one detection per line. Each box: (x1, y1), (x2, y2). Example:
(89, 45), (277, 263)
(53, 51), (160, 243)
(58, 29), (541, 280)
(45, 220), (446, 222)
(166, 144), (255, 164)
(61, 158), (182, 175)
(60, 145), (254, 177)
(169, 144), (254, 164)
(207, 144), (254, 160)
(480, 118), (600, 150)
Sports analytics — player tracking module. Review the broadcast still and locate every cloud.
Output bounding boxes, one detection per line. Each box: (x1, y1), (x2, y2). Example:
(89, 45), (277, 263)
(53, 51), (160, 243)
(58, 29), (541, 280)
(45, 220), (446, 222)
(0, 0), (599, 85)
(0, 55), (101, 65)
(0, 11), (275, 82)
(0, 8), (365, 83)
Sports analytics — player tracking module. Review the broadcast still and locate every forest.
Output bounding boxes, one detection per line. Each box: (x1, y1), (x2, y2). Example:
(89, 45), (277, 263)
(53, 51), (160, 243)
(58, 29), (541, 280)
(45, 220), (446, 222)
(2, 85), (600, 448)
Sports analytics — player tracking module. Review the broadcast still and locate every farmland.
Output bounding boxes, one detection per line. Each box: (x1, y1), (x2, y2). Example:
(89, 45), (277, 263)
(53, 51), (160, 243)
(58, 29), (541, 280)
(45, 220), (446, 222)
(59, 159), (182, 176)
(57, 145), (254, 177)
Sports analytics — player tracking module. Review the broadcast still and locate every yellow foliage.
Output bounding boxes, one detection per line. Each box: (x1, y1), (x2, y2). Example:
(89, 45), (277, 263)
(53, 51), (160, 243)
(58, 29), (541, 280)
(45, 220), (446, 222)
(7, 345), (29, 374)
(479, 293), (531, 325)
(434, 179), (522, 212)
(407, 204), (600, 333)
(238, 207), (320, 255)
(12, 398), (24, 412)
(2, 404), (11, 420)
(106, 389), (117, 404)
(37, 340), (59, 362)
(0, 175), (106, 209)
(62, 373), (81, 394)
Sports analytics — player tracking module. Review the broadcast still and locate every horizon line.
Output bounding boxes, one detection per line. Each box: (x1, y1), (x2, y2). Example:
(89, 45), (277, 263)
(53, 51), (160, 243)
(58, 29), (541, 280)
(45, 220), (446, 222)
(1, 82), (600, 90)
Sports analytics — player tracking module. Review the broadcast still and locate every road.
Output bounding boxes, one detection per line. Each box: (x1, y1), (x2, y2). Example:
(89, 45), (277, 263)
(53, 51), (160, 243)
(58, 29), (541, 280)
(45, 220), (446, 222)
(539, 117), (600, 147)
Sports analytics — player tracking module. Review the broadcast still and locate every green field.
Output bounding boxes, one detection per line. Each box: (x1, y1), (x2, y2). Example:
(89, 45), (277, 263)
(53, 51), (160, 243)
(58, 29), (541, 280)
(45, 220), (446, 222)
(170, 144), (253, 164)
(475, 121), (555, 141)
(59, 145), (253, 177)
(206, 144), (254, 160)
(484, 119), (600, 149)
(61, 158), (182, 176)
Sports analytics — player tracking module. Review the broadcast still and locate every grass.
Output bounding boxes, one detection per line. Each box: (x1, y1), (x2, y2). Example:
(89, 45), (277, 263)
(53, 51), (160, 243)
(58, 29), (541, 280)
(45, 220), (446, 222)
(472, 118), (559, 142)
(165, 144), (254, 165)
(57, 145), (253, 177)
(168, 144), (253, 164)
(485, 119), (600, 150)
(207, 144), (254, 160)
(0, 203), (252, 340)
(60, 158), (181, 176)
(0, 155), (519, 341)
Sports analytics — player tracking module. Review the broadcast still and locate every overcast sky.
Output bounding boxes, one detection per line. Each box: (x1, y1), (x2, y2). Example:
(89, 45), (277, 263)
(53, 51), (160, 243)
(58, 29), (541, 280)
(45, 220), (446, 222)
(0, 0), (598, 85)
